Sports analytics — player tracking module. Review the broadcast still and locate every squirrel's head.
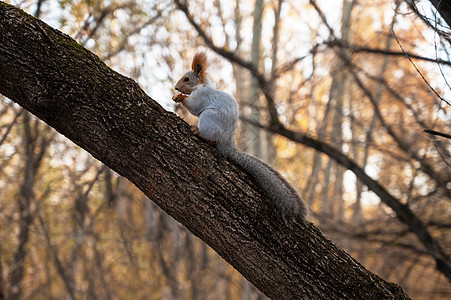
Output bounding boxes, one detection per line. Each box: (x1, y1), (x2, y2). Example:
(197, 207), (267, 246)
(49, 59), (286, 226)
(175, 52), (207, 95)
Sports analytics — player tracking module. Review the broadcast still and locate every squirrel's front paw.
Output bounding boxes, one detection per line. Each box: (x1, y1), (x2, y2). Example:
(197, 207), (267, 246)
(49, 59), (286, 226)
(172, 93), (187, 103)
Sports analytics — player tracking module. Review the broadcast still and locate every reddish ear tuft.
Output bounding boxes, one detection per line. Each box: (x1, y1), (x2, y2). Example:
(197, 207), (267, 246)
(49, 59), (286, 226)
(191, 52), (207, 82)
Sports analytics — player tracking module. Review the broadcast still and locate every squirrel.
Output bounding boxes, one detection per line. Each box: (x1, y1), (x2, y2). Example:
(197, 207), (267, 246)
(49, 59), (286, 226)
(172, 52), (308, 220)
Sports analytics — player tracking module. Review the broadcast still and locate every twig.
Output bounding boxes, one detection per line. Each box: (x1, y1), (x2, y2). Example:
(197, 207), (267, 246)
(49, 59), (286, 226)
(392, 29), (451, 106)
(423, 129), (451, 139)
(326, 39), (451, 66)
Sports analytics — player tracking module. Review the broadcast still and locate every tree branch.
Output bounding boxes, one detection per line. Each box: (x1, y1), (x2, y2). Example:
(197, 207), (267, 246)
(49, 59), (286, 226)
(173, 0), (451, 283)
(245, 117), (451, 282)
(424, 129), (451, 139)
(307, 0), (451, 281)
(325, 39), (451, 66)
(0, 2), (410, 298)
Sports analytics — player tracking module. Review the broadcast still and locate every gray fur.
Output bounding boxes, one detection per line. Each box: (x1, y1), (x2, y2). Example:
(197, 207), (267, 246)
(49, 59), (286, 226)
(219, 144), (308, 219)
(178, 78), (308, 220)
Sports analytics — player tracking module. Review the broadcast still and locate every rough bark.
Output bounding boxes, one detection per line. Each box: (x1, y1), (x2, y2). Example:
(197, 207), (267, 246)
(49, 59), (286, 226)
(252, 120), (451, 284)
(0, 3), (410, 299)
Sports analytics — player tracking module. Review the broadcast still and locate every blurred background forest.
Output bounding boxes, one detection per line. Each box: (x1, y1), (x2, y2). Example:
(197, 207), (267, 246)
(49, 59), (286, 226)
(0, 0), (450, 299)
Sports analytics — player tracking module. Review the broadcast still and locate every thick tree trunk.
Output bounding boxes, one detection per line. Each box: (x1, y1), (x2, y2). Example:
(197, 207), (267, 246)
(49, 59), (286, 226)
(0, 3), (410, 299)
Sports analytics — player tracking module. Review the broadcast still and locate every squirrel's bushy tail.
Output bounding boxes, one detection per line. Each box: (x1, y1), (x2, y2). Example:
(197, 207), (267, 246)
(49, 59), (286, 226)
(218, 144), (308, 220)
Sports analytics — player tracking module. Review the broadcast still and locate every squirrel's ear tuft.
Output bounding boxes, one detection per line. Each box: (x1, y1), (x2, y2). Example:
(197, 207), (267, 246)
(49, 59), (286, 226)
(191, 52), (207, 82)
(196, 63), (202, 73)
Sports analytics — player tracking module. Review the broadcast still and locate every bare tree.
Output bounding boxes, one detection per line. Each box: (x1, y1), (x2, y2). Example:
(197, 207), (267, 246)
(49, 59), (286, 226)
(0, 3), (411, 299)
(173, 0), (451, 283)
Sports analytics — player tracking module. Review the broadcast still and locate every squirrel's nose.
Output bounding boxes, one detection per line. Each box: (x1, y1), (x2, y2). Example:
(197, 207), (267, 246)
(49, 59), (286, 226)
(175, 87), (180, 92)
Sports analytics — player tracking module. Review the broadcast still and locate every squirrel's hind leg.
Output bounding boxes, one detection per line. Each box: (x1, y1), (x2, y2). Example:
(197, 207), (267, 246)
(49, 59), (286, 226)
(191, 125), (216, 146)
(190, 125), (200, 135)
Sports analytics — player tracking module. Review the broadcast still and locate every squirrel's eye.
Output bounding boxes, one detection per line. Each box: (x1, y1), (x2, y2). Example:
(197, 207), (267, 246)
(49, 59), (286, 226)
(184, 77), (189, 82)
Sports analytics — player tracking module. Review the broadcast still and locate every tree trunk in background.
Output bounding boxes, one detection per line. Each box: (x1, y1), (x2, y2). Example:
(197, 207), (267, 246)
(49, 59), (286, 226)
(232, 0), (249, 151)
(305, 98), (332, 206)
(353, 2), (400, 227)
(320, 0), (355, 220)
(0, 3), (411, 299)
(248, 0), (264, 159)
(35, 201), (76, 299)
(319, 70), (344, 217)
(263, 0), (284, 165)
(7, 112), (34, 300)
(7, 112), (53, 298)
(334, 0), (356, 223)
